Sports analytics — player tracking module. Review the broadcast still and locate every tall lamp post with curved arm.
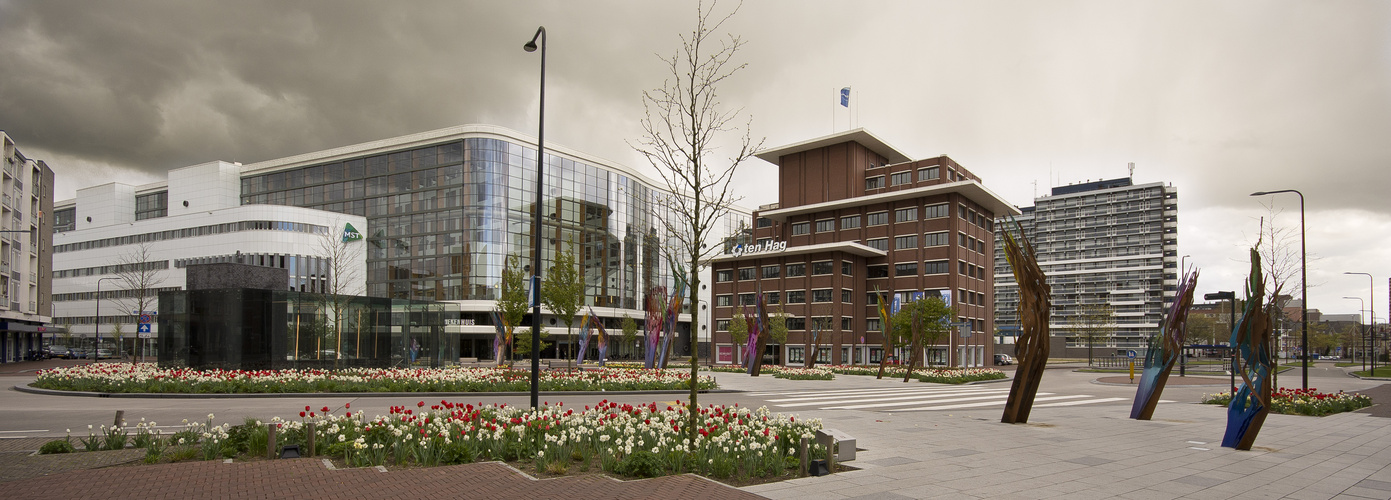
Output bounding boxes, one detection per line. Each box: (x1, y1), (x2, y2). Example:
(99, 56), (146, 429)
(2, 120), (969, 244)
(523, 26), (547, 410)
(1344, 296), (1364, 366)
(94, 277), (119, 365)
(1250, 189), (1307, 390)
(1345, 272), (1374, 373)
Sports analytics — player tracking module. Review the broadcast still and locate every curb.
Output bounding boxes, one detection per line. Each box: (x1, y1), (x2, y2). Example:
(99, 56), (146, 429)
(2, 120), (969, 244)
(13, 384), (743, 399)
(1089, 378), (1230, 387)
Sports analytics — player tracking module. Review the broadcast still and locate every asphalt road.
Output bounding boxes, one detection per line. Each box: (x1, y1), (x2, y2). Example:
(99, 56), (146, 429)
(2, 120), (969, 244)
(0, 360), (1382, 440)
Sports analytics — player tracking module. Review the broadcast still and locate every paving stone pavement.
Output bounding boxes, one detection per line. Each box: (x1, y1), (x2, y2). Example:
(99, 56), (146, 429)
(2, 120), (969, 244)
(0, 457), (764, 500)
(731, 373), (1391, 500)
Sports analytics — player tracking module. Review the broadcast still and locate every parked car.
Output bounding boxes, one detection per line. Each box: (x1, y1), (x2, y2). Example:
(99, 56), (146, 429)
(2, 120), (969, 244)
(96, 348), (115, 359)
(45, 346), (69, 359)
(994, 354), (1015, 365)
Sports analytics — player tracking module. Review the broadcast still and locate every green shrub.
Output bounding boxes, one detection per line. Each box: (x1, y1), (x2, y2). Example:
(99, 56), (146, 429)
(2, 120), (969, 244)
(617, 450), (665, 478)
(39, 440), (74, 454)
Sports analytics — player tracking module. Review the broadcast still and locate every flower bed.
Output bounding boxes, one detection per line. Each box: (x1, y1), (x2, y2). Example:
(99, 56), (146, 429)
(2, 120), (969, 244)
(911, 368), (1008, 384)
(1200, 388), (1373, 416)
(32, 364), (715, 394)
(703, 365), (749, 373)
(51, 400), (826, 482)
(770, 367), (834, 380)
(604, 361), (692, 369)
(819, 364), (1006, 384)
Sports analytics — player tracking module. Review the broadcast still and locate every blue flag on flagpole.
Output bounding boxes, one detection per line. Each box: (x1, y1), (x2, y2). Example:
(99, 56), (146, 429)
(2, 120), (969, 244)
(840, 87), (851, 107)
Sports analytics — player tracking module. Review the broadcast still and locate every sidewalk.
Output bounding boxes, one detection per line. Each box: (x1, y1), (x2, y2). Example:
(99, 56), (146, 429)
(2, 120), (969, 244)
(0, 457), (764, 500)
(726, 373), (1391, 500)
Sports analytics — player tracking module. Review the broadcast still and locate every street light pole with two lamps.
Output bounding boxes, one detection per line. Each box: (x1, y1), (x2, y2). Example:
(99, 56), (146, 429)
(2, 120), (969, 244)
(1342, 296), (1366, 370)
(94, 277), (119, 364)
(1345, 272), (1374, 374)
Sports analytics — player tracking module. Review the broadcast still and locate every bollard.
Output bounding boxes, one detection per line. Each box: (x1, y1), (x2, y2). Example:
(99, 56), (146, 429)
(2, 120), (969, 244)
(113, 410), (125, 428)
(799, 437), (809, 477)
(267, 424), (278, 460)
(307, 422), (316, 457)
(815, 430), (836, 475)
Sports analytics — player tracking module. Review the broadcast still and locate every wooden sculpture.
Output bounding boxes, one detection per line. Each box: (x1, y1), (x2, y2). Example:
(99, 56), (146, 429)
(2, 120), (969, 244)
(1001, 221), (1051, 424)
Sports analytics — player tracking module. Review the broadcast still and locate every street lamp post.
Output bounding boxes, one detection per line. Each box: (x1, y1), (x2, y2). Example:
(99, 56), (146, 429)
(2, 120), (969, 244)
(1343, 296), (1364, 367)
(94, 277), (118, 364)
(1251, 189), (1307, 390)
(1345, 272), (1374, 374)
(1205, 291), (1237, 387)
(523, 26), (547, 410)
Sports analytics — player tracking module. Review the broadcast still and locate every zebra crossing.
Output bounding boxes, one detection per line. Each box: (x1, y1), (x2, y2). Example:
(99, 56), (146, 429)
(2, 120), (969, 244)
(748, 385), (1136, 412)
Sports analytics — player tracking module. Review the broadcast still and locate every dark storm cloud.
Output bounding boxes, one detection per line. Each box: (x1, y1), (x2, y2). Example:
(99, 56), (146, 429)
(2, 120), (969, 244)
(3, 0), (1390, 314)
(0, 0), (673, 177)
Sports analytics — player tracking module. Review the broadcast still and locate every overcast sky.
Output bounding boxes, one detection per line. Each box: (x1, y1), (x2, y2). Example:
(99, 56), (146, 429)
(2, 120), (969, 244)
(2, 0), (1388, 320)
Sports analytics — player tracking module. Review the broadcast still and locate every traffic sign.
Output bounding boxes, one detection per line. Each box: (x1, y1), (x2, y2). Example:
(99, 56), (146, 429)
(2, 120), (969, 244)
(137, 332), (153, 339)
(138, 324), (151, 333)
(1127, 350), (1138, 359)
(138, 314), (153, 324)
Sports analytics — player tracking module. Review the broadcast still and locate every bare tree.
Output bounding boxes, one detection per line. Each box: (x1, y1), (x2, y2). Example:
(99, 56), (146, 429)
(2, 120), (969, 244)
(1074, 303), (1115, 366)
(114, 242), (166, 361)
(1253, 206), (1304, 308)
(630, 0), (764, 441)
(319, 222), (366, 365)
(1251, 207), (1320, 362)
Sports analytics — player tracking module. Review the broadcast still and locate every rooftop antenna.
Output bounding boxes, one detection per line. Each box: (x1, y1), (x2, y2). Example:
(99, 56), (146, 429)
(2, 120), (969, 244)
(1128, 162), (1135, 178)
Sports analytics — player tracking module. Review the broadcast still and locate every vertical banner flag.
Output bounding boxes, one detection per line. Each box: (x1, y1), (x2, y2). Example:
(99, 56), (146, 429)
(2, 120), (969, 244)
(645, 287), (665, 369)
(575, 310), (592, 365)
(840, 87), (851, 107)
(591, 310), (609, 367)
(489, 310), (509, 363)
(658, 267), (687, 368)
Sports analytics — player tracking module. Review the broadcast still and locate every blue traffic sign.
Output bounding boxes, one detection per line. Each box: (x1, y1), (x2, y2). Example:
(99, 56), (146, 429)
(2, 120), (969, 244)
(1127, 350), (1137, 359)
(138, 324), (152, 333)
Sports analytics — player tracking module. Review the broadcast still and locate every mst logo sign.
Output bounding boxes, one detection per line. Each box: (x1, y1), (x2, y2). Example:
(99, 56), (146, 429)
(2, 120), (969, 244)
(730, 241), (787, 257)
(341, 223), (364, 243)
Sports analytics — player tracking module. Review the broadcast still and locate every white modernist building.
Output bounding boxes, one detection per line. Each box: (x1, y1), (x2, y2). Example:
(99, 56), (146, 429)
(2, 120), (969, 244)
(52, 161), (366, 354)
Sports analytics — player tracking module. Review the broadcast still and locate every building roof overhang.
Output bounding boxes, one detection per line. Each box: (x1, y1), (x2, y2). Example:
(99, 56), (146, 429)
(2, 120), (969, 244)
(755, 128), (912, 165)
(707, 241), (886, 265)
(757, 180), (1023, 223)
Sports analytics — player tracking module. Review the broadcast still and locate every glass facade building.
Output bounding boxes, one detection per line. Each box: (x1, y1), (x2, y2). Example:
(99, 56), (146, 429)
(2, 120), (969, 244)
(54, 125), (704, 362)
(238, 132), (685, 310)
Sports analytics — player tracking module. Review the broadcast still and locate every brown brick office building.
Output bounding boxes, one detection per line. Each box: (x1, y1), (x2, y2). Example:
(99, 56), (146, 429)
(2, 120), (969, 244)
(709, 129), (1019, 367)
